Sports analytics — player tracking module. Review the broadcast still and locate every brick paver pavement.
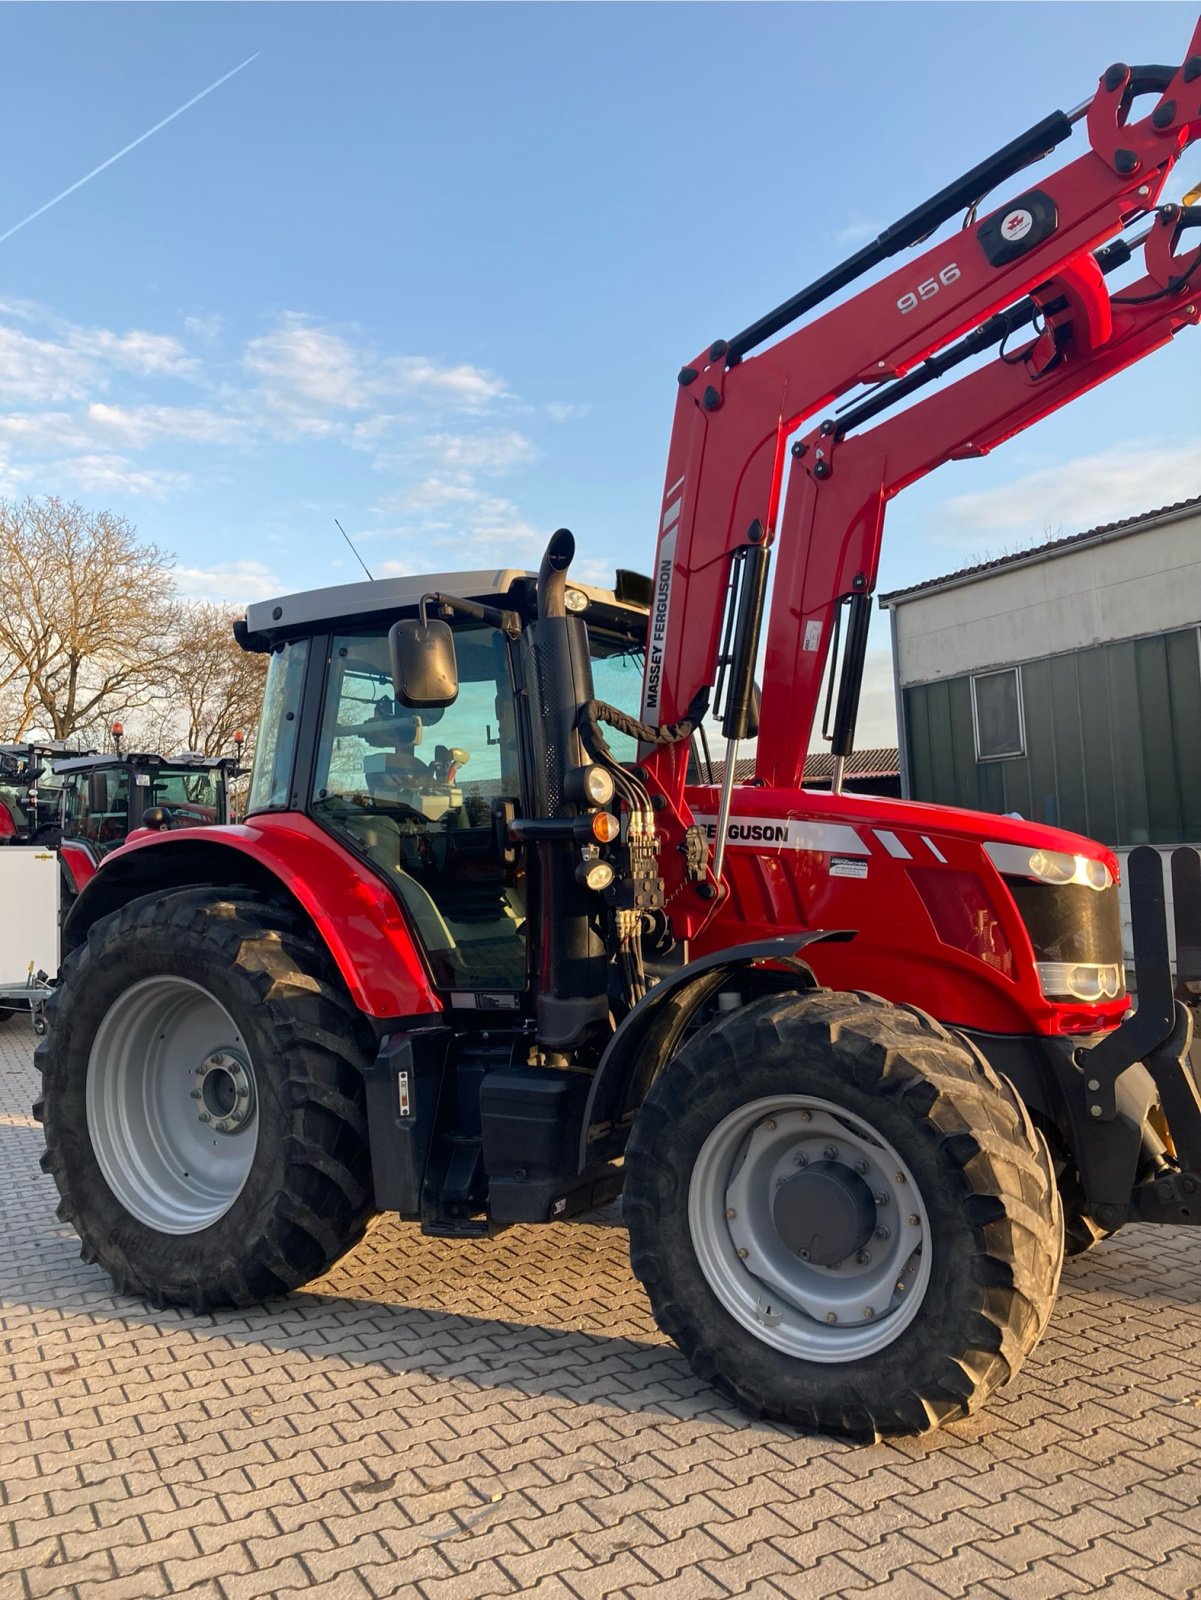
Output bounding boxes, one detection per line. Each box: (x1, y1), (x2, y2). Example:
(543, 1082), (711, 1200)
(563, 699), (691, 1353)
(4, 1017), (1201, 1600)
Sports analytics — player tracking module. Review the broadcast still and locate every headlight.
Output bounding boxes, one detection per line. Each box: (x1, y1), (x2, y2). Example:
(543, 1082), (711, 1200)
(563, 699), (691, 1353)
(579, 860), (615, 891)
(565, 763), (616, 807)
(985, 841), (1113, 891)
(1037, 961), (1125, 1002)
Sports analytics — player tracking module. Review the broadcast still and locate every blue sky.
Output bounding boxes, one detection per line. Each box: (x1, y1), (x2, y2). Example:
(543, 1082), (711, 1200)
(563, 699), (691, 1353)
(1, 2), (1198, 745)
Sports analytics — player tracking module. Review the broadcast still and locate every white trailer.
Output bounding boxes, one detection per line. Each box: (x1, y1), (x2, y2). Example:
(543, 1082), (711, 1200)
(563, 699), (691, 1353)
(0, 847), (59, 1029)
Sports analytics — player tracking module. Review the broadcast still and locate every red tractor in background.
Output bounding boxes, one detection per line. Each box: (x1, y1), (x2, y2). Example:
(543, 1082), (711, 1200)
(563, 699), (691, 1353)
(0, 742), (77, 848)
(36, 20), (1201, 1438)
(54, 738), (242, 910)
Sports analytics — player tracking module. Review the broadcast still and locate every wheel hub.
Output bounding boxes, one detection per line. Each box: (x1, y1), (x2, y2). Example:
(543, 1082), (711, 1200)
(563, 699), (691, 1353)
(772, 1160), (876, 1266)
(193, 1051), (254, 1134)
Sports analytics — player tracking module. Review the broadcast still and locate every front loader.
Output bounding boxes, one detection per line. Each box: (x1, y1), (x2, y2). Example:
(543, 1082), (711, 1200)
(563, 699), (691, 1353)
(35, 18), (1201, 1439)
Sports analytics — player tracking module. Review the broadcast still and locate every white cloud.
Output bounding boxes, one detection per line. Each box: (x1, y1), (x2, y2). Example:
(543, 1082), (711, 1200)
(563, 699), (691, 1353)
(243, 313), (508, 437)
(85, 403), (244, 446)
(174, 560), (284, 603)
(938, 444), (1201, 543)
(53, 453), (192, 498)
(68, 327), (195, 378)
(0, 325), (95, 404)
(378, 430), (538, 478)
(546, 401), (591, 423)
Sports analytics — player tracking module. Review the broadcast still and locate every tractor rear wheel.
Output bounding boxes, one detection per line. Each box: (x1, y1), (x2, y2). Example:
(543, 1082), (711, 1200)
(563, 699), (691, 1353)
(35, 890), (374, 1309)
(624, 990), (1063, 1439)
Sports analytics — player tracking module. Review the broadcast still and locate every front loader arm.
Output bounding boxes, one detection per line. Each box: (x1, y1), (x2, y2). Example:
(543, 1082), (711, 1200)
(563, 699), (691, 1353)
(639, 18), (1201, 821)
(757, 212), (1201, 786)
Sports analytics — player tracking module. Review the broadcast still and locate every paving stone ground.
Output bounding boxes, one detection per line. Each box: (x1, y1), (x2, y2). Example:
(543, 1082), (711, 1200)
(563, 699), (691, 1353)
(4, 1016), (1201, 1600)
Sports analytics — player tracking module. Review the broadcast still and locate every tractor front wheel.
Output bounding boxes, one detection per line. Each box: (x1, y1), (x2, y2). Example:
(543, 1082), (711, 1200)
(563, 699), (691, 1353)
(35, 891), (374, 1309)
(624, 990), (1063, 1439)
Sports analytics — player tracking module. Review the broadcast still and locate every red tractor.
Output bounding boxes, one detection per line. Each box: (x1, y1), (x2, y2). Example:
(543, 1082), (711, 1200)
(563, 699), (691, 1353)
(36, 22), (1201, 1438)
(0, 742), (76, 848)
(54, 747), (240, 909)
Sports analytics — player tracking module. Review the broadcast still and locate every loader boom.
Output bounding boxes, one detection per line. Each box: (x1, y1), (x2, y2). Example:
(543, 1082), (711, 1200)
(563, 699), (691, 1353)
(640, 21), (1201, 830)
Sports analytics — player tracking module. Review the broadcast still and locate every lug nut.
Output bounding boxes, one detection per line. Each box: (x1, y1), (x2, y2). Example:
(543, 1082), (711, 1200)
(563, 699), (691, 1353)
(855, 1159), (869, 1175)
(896, 1280), (906, 1293)
(856, 1251), (871, 1265)
(825, 1312), (838, 1324)
(794, 1153), (809, 1168)
(875, 1225), (890, 1241)
(737, 1247), (748, 1259)
(190, 1090), (201, 1100)
(863, 1307), (875, 1319)
(199, 1113), (211, 1123)
(726, 1207), (737, 1219)
(823, 1145), (839, 1160)
(895, 1173), (906, 1184)
(763, 1119), (777, 1131)
(875, 1192), (889, 1206)
(798, 1110), (812, 1122)
(908, 1215), (920, 1227)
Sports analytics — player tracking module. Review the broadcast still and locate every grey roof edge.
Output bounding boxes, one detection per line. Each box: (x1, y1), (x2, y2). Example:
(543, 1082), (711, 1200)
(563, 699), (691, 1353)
(878, 495), (1201, 609)
(243, 568), (646, 637)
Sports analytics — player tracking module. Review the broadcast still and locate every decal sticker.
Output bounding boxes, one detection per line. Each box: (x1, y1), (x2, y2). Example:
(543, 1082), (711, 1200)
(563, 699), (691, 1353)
(692, 815), (869, 855)
(873, 829), (911, 859)
(829, 857), (869, 879)
(135, 773), (151, 786)
(803, 620), (822, 652)
(642, 518), (679, 722)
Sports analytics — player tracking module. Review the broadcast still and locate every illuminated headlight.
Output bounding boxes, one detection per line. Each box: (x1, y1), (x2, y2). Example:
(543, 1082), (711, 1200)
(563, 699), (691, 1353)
(1037, 961), (1125, 1002)
(582, 860), (615, 891)
(985, 841), (1113, 891)
(565, 587), (589, 614)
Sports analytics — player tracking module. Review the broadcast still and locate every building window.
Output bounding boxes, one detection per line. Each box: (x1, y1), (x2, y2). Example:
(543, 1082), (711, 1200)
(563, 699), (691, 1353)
(972, 667), (1025, 760)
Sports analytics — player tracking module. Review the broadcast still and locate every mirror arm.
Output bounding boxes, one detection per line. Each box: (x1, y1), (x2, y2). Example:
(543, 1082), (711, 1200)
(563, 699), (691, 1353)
(421, 592), (523, 639)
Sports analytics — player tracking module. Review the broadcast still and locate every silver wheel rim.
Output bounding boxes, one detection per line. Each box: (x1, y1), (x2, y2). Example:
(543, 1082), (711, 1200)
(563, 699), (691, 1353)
(86, 976), (258, 1235)
(688, 1094), (932, 1361)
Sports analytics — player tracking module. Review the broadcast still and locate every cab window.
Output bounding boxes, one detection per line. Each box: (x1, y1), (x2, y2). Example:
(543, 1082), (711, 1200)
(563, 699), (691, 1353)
(311, 626), (526, 991)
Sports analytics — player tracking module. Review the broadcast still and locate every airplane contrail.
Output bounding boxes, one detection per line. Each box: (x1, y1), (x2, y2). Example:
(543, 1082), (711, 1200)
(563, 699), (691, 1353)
(0, 53), (260, 246)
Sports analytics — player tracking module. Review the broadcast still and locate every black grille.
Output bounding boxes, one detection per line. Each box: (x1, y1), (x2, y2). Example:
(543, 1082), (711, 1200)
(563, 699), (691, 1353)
(1006, 879), (1124, 968)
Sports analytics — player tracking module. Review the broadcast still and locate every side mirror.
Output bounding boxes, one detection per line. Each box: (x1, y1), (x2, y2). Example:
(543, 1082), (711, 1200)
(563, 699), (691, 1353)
(388, 615), (459, 709)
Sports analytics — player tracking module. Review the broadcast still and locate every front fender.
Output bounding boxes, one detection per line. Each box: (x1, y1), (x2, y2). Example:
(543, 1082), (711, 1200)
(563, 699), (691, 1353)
(62, 814), (442, 1022)
(578, 932), (853, 1169)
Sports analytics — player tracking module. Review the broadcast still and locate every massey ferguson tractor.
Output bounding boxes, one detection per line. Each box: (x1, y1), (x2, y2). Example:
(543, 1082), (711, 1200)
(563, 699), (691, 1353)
(36, 20), (1201, 1438)
(0, 742), (75, 847)
(53, 744), (240, 910)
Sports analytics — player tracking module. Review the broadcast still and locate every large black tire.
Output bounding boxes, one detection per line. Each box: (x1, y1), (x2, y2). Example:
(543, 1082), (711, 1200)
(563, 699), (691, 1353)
(34, 890), (375, 1310)
(624, 990), (1063, 1440)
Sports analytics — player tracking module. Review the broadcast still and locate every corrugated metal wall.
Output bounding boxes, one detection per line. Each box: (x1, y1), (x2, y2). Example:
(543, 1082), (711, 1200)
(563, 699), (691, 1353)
(904, 626), (1201, 848)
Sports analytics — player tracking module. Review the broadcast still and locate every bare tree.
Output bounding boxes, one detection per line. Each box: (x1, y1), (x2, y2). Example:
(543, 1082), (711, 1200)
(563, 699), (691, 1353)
(0, 497), (182, 742)
(152, 601), (268, 759)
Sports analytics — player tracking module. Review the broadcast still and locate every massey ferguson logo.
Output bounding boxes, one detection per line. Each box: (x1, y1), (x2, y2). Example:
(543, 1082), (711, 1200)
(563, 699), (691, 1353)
(1002, 208), (1033, 241)
(642, 483), (683, 720)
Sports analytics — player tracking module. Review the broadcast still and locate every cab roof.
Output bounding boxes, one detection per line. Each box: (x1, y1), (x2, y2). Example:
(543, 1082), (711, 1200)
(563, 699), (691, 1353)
(238, 568), (650, 651)
(52, 752), (234, 776)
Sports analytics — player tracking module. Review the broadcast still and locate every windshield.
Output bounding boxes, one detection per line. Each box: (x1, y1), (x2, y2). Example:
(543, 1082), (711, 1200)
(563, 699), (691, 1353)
(589, 639), (645, 765)
(149, 769), (226, 822)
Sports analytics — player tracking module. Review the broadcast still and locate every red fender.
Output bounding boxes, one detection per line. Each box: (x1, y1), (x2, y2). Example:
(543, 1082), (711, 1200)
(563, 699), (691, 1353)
(59, 840), (98, 894)
(66, 815), (443, 1021)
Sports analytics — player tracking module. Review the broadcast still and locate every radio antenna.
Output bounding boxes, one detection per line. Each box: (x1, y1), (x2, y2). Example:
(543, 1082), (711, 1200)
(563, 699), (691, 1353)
(334, 518), (374, 581)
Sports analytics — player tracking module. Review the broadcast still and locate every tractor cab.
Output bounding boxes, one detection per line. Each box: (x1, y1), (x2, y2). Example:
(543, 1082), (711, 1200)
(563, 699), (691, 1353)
(53, 749), (239, 902)
(239, 565), (648, 999)
(0, 742), (78, 846)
